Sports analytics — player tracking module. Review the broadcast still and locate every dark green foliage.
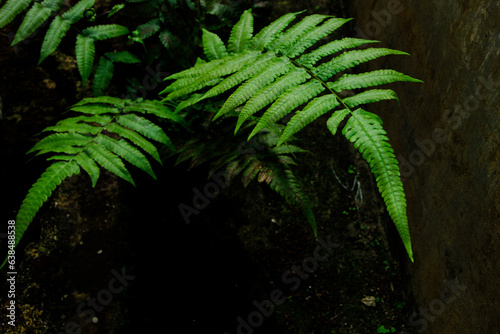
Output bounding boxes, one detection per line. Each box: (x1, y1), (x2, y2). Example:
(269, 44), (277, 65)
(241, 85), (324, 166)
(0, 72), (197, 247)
(0, 98), (187, 267)
(161, 10), (421, 261)
(0, 0), (131, 88)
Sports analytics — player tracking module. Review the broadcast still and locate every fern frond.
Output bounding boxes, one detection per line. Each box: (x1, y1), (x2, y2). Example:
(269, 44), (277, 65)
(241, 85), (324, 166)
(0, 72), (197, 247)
(136, 18), (161, 40)
(105, 123), (163, 163)
(342, 109), (412, 260)
(14, 160), (80, 248)
(215, 57), (293, 120)
(11, 0), (64, 45)
(85, 142), (136, 186)
(326, 109), (349, 136)
(94, 136), (156, 180)
(203, 52), (277, 107)
(343, 89), (399, 108)
(235, 68), (310, 132)
(0, 0), (32, 29)
(93, 56), (114, 96)
(278, 94), (340, 146)
(202, 28), (228, 60)
(268, 167), (317, 236)
(315, 48), (409, 81)
(268, 14), (327, 53)
(76, 34), (96, 85)
(284, 17), (351, 58)
(73, 152), (100, 187)
(329, 69), (423, 92)
(228, 9), (253, 53)
(39, 16), (72, 64)
(250, 11), (303, 51)
(116, 114), (171, 145)
(82, 24), (129, 40)
(248, 79), (325, 139)
(161, 11), (421, 260)
(61, 0), (95, 24)
(297, 37), (379, 68)
(4, 97), (184, 263)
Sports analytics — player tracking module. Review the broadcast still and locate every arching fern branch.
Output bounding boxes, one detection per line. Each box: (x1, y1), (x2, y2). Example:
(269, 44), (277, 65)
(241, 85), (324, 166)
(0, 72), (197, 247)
(161, 10), (421, 261)
(0, 97), (187, 268)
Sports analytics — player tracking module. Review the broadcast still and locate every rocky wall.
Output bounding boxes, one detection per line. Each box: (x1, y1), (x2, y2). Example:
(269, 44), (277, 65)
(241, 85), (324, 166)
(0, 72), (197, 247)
(349, 0), (500, 332)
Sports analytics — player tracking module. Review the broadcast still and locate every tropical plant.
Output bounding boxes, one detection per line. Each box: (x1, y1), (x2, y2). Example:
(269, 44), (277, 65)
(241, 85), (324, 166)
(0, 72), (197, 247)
(1, 8), (420, 269)
(160, 9), (421, 261)
(0, 0), (132, 89)
(0, 97), (187, 267)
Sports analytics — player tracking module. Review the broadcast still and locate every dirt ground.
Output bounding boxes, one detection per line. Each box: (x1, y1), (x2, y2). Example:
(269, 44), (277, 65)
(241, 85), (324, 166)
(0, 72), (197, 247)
(0, 1), (418, 333)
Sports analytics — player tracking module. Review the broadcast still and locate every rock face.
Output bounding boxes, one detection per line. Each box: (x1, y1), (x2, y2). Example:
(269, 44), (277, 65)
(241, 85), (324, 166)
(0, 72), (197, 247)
(349, 0), (499, 332)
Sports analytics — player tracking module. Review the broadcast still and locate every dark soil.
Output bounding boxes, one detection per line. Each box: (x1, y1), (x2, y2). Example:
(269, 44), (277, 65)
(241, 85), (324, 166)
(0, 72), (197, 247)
(0, 1), (418, 333)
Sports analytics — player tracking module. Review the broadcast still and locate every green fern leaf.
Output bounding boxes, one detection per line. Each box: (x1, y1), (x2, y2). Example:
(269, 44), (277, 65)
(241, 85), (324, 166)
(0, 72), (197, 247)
(71, 104), (120, 115)
(235, 68), (310, 132)
(84, 142), (135, 186)
(202, 28), (228, 60)
(11, 0), (64, 45)
(249, 80), (325, 139)
(14, 160), (80, 249)
(315, 48), (410, 81)
(76, 34), (95, 85)
(124, 100), (189, 129)
(250, 11), (302, 51)
(161, 11), (421, 259)
(105, 123), (162, 163)
(73, 96), (126, 108)
(61, 0), (95, 24)
(42, 121), (102, 135)
(326, 109), (349, 136)
(228, 9), (253, 53)
(83, 24), (129, 40)
(342, 109), (412, 261)
(93, 56), (114, 96)
(278, 94), (340, 146)
(329, 69), (423, 92)
(268, 167), (317, 236)
(94, 136), (156, 179)
(28, 132), (91, 154)
(1, 97), (183, 267)
(297, 37), (379, 68)
(0, 0), (32, 29)
(74, 152), (100, 187)
(268, 14), (327, 53)
(284, 17), (351, 58)
(343, 89), (399, 108)
(136, 18), (161, 40)
(162, 52), (260, 98)
(116, 114), (171, 145)
(214, 57), (293, 120)
(39, 16), (71, 64)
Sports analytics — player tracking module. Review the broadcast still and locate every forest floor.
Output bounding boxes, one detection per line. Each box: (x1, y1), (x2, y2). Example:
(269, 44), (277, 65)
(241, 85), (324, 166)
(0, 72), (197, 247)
(0, 1), (418, 333)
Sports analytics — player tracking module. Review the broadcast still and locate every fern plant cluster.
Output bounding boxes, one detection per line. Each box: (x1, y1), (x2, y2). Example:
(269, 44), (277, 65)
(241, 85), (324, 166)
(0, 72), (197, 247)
(1, 9), (421, 269)
(161, 9), (421, 260)
(0, 97), (187, 267)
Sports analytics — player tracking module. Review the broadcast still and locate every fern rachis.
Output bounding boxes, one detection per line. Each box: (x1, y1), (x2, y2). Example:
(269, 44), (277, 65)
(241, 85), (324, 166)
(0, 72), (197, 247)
(161, 10), (422, 261)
